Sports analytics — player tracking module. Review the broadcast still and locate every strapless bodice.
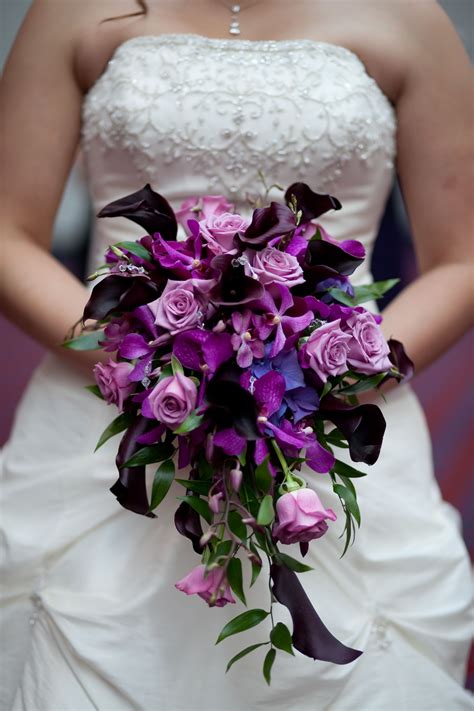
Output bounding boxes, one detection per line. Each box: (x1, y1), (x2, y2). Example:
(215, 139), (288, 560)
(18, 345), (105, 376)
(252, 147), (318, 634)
(81, 33), (397, 280)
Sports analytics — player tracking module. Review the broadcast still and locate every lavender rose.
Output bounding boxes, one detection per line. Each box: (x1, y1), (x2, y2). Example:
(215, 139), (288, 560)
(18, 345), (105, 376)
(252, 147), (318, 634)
(175, 564), (235, 607)
(346, 311), (392, 374)
(273, 488), (337, 544)
(302, 319), (352, 383)
(199, 213), (249, 255)
(93, 360), (134, 412)
(148, 279), (212, 335)
(250, 246), (305, 287)
(175, 195), (234, 228)
(142, 373), (197, 427)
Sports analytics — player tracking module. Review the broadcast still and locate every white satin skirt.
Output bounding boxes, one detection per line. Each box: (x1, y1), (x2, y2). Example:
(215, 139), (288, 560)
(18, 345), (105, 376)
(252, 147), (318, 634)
(1, 353), (472, 710)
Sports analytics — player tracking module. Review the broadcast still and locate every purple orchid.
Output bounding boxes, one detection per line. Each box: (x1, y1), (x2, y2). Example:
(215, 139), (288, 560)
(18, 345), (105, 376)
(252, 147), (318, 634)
(231, 310), (265, 367)
(173, 329), (234, 374)
(251, 284), (314, 357)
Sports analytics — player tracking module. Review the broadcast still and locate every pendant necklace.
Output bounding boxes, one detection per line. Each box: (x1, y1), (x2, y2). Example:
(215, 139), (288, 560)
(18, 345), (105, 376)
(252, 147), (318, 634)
(219, 1), (263, 37)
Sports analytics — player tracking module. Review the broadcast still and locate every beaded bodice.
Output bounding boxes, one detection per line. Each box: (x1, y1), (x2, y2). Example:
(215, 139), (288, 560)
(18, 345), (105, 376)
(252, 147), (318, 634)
(81, 33), (397, 279)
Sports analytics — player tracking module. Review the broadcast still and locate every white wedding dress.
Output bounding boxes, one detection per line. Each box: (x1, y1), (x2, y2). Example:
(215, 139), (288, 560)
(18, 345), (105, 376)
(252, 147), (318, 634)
(1, 34), (472, 710)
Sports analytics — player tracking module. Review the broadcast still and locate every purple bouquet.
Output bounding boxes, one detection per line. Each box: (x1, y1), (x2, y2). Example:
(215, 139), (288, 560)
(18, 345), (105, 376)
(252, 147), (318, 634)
(65, 182), (412, 682)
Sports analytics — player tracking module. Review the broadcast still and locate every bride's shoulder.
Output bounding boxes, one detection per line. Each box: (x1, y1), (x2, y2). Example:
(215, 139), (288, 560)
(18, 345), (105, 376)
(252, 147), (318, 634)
(340, 0), (470, 104)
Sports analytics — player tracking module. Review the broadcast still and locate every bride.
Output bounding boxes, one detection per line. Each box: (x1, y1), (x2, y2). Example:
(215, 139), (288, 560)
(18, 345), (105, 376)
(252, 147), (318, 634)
(1, 1), (473, 709)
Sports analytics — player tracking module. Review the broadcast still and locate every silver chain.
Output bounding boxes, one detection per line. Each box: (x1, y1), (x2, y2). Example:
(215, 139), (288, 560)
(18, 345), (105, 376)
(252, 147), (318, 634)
(218, 1), (263, 36)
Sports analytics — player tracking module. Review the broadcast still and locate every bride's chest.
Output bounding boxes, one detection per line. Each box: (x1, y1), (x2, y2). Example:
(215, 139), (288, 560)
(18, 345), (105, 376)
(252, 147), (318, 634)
(82, 35), (396, 196)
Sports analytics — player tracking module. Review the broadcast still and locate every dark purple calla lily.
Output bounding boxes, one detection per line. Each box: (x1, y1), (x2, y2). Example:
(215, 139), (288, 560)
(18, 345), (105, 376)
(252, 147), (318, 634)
(174, 500), (205, 554)
(270, 562), (362, 663)
(206, 363), (260, 440)
(83, 274), (162, 323)
(320, 396), (386, 465)
(284, 182), (342, 224)
(386, 338), (414, 382)
(110, 416), (155, 517)
(239, 202), (296, 250)
(97, 184), (178, 240)
(208, 254), (264, 306)
(305, 239), (365, 278)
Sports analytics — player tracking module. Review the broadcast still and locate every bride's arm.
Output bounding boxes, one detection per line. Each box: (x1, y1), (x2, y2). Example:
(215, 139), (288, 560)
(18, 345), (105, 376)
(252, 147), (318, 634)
(0, 0), (109, 374)
(379, 2), (473, 374)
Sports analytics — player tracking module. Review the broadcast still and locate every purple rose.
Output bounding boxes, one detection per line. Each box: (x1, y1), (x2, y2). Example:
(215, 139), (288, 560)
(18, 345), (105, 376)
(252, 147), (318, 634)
(148, 279), (212, 335)
(346, 311), (392, 374)
(302, 319), (352, 383)
(273, 488), (337, 544)
(142, 373), (197, 427)
(175, 564), (236, 607)
(199, 213), (249, 255)
(93, 359), (134, 411)
(249, 246), (304, 287)
(175, 195), (234, 228)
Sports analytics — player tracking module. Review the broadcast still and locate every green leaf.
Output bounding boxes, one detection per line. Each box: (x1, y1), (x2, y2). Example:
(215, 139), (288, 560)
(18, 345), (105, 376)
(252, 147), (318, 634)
(277, 552), (313, 573)
(327, 288), (355, 307)
(249, 542), (262, 587)
(227, 558), (246, 605)
(308, 226), (323, 242)
(256, 495), (275, 526)
(255, 457), (272, 494)
(85, 384), (104, 400)
(216, 608), (269, 644)
(333, 459), (367, 478)
(225, 643), (268, 673)
(95, 412), (133, 451)
(171, 355), (184, 375)
(228, 511), (247, 542)
(340, 509), (353, 558)
(149, 459), (175, 511)
(159, 363), (173, 380)
(115, 240), (151, 261)
(333, 484), (361, 526)
(325, 429), (349, 449)
(178, 495), (212, 524)
(122, 441), (174, 468)
(338, 372), (387, 395)
(263, 648), (276, 685)
(175, 478), (211, 495)
(173, 412), (204, 434)
(320, 380), (333, 399)
(62, 330), (105, 351)
(270, 622), (294, 656)
(238, 448), (247, 467)
(352, 278), (399, 304)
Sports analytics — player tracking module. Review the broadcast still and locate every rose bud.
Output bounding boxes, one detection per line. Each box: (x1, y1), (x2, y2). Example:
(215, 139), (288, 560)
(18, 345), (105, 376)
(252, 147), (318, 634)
(93, 360), (134, 412)
(273, 488), (337, 545)
(175, 565), (235, 607)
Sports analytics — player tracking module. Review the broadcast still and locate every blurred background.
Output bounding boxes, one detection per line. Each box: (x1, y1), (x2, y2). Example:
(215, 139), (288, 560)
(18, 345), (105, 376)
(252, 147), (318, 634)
(1, 2), (473, 551)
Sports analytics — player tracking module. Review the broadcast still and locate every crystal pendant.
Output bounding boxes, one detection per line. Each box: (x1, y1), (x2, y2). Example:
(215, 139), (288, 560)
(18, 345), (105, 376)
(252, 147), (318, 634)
(229, 4), (241, 36)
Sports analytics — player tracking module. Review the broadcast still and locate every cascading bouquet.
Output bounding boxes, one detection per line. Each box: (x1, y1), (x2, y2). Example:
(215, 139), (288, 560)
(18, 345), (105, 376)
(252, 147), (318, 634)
(65, 182), (412, 683)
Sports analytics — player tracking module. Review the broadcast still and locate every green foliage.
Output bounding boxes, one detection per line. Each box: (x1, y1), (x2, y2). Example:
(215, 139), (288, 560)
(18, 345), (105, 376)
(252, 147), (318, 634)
(174, 479), (211, 495)
(333, 459), (367, 478)
(228, 511), (247, 542)
(263, 648), (276, 685)
(149, 459), (175, 511)
(256, 495), (275, 526)
(177, 495), (212, 524)
(227, 558), (246, 605)
(122, 442), (174, 468)
(115, 241), (151, 260)
(270, 623), (294, 656)
(173, 412), (204, 434)
(63, 330), (105, 351)
(255, 457), (273, 494)
(276, 552), (313, 573)
(85, 384), (104, 400)
(225, 643), (268, 673)
(94, 412), (133, 451)
(329, 278), (399, 307)
(216, 609), (269, 644)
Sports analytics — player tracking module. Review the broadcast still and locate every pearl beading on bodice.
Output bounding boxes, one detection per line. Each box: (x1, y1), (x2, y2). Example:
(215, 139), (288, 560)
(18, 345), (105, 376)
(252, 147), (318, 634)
(81, 34), (397, 279)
